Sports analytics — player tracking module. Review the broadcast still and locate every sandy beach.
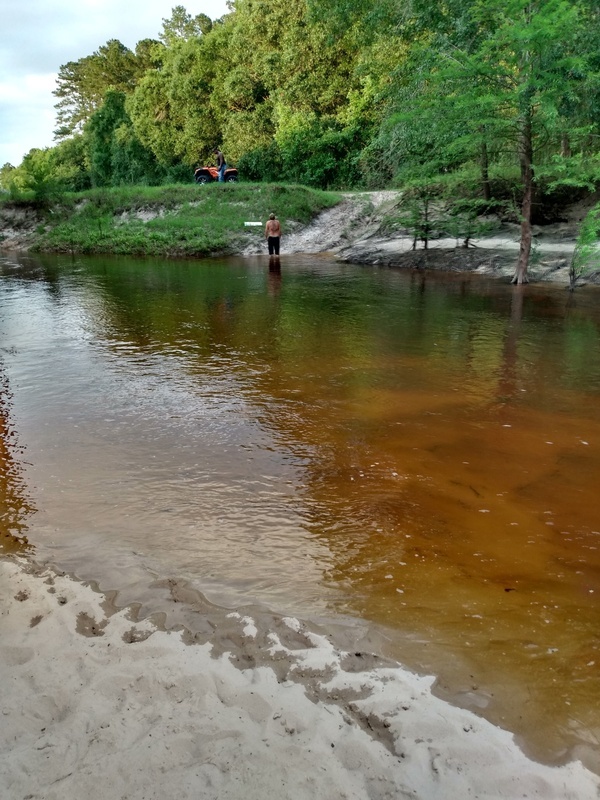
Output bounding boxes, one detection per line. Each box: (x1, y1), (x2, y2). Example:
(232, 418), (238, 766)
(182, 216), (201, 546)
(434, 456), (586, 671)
(1, 556), (598, 800)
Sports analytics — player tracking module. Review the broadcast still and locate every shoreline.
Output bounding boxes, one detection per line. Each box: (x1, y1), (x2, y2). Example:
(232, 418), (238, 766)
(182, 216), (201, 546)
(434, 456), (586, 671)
(1, 555), (599, 799)
(3, 188), (600, 288)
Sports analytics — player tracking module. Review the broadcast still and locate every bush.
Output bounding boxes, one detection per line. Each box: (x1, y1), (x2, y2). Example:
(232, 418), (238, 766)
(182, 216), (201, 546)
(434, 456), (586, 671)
(570, 202), (600, 289)
(276, 120), (363, 189)
(237, 143), (283, 183)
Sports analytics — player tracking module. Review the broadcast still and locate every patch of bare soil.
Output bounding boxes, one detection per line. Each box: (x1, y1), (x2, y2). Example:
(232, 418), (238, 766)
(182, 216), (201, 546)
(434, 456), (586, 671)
(115, 207), (166, 224)
(0, 205), (45, 250)
(242, 191), (399, 257)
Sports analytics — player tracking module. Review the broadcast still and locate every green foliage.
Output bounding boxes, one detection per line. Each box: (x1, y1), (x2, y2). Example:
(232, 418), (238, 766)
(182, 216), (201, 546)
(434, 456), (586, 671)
(86, 90), (165, 186)
(538, 153), (600, 193)
(54, 39), (152, 139)
(237, 143), (283, 183)
(87, 91), (125, 186)
(274, 110), (364, 188)
(441, 197), (500, 246)
(1, 145), (90, 203)
(11, 0), (598, 223)
(570, 202), (600, 289)
(32, 183), (340, 257)
(160, 5), (214, 44)
(0, 163), (17, 194)
(110, 124), (164, 185)
(126, 32), (226, 166)
(383, 180), (442, 249)
(52, 136), (91, 192)
(380, 173), (503, 248)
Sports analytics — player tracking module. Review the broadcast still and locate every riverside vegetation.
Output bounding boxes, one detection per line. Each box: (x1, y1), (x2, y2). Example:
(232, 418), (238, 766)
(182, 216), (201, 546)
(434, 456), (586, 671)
(0, 0), (600, 283)
(2, 1), (600, 280)
(0, 184), (339, 258)
(2, 184), (600, 292)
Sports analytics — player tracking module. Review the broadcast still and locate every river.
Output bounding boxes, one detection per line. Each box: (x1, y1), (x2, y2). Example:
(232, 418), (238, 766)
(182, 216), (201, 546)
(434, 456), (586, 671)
(1, 250), (600, 770)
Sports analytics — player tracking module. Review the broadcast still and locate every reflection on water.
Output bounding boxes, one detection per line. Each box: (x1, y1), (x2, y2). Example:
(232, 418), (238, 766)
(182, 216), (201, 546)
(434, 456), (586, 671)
(1, 250), (600, 767)
(0, 357), (34, 554)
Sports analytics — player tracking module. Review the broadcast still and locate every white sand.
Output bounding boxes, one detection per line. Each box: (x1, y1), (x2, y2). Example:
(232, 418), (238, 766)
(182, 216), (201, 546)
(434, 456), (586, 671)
(1, 557), (598, 800)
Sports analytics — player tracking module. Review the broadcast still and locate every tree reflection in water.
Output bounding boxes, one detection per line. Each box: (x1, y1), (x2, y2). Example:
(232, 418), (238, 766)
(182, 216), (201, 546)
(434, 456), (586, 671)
(0, 363), (34, 555)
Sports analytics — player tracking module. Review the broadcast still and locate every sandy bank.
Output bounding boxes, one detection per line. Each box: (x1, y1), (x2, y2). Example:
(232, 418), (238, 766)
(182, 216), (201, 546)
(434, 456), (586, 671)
(243, 191), (600, 287)
(1, 557), (598, 800)
(3, 190), (599, 287)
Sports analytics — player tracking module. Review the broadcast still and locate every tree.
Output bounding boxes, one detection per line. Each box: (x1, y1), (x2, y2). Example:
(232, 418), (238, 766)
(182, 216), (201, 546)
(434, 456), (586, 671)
(0, 163), (16, 192)
(86, 90), (164, 186)
(160, 5), (214, 44)
(569, 202), (600, 289)
(47, 0), (376, 188)
(51, 135), (91, 191)
(86, 91), (131, 186)
(53, 39), (156, 139)
(463, 0), (594, 284)
(5, 148), (69, 201)
(212, 0), (368, 179)
(127, 31), (226, 166)
(357, 0), (599, 282)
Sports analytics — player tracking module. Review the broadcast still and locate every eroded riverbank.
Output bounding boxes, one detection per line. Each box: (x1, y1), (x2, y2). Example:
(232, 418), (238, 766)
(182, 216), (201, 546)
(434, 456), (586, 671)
(2, 187), (599, 287)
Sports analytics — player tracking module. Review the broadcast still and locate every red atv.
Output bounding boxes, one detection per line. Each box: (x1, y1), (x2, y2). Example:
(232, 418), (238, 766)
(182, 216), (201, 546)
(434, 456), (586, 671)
(194, 165), (239, 184)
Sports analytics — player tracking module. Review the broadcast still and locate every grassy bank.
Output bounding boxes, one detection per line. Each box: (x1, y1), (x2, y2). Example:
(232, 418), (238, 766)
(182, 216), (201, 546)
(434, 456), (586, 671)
(1, 183), (340, 257)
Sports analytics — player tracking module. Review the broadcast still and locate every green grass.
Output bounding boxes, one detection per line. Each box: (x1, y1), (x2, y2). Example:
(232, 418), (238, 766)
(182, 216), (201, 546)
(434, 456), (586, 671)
(19, 182), (341, 257)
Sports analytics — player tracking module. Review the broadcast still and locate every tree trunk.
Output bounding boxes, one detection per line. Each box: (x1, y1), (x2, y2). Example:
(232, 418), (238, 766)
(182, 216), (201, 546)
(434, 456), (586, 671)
(480, 137), (491, 201)
(422, 197), (430, 249)
(512, 111), (533, 285)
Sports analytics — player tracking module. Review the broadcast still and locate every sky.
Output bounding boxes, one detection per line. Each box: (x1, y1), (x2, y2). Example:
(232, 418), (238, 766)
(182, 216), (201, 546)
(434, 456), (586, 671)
(0, 0), (230, 167)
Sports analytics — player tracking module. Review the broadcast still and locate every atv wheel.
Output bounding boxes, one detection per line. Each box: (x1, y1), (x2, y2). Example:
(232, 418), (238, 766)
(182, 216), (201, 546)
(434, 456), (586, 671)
(195, 172), (212, 184)
(225, 174), (239, 183)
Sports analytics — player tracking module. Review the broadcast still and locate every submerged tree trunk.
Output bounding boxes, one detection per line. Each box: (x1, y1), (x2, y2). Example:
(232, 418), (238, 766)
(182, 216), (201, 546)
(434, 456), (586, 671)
(512, 111), (533, 285)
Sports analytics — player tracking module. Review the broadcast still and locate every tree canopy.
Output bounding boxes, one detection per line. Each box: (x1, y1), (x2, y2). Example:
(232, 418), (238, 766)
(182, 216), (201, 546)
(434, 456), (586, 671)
(3, 0), (600, 278)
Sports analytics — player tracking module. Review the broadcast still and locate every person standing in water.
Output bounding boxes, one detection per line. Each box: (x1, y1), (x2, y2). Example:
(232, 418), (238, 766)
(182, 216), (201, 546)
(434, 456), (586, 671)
(265, 213), (281, 255)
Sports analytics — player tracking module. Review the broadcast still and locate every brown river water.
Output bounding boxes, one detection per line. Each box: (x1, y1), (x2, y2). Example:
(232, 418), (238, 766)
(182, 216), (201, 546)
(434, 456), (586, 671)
(1, 251), (600, 770)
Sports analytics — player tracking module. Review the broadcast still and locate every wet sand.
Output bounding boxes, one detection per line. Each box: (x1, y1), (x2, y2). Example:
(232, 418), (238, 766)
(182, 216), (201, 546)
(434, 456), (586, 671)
(1, 557), (598, 800)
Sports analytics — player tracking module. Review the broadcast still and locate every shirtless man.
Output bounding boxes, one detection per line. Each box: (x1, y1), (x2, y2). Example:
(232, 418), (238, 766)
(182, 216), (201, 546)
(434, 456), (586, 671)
(265, 213), (281, 255)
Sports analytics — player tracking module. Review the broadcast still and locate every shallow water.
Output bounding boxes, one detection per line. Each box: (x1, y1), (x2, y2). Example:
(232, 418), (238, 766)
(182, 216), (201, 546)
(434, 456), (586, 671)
(1, 251), (600, 768)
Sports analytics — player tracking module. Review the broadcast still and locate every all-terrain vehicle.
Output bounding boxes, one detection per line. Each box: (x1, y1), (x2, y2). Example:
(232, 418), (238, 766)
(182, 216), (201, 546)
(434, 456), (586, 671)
(194, 165), (239, 184)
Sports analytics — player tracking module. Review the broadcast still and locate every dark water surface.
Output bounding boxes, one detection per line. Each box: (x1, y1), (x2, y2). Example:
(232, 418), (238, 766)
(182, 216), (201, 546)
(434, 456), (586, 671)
(1, 251), (600, 768)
